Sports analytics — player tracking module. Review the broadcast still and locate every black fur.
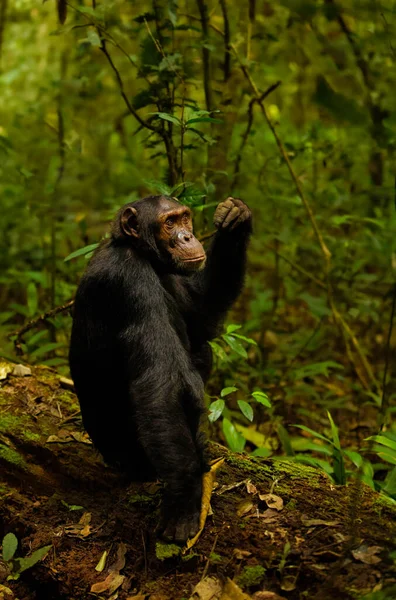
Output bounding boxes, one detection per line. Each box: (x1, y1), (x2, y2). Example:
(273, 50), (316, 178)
(69, 195), (251, 542)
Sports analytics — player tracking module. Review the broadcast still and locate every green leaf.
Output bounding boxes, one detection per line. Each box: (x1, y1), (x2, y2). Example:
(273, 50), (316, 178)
(220, 386), (237, 397)
(30, 342), (64, 358)
(208, 399), (225, 423)
(186, 117), (223, 125)
(222, 418), (245, 453)
(209, 341), (229, 362)
(252, 391), (271, 408)
(383, 467), (396, 496)
(233, 333), (257, 345)
(367, 435), (396, 453)
(234, 423), (266, 447)
(87, 29), (101, 47)
(26, 282), (38, 317)
(252, 447), (272, 458)
(223, 335), (247, 359)
(313, 76), (367, 125)
(277, 424), (294, 456)
(293, 424), (332, 445)
(226, 324), (242, 334)
(13, 545), (51, 574)
(237, 400), (253, 422)
(293, 361), (343, 380)
(327, 411), (341, 450)
(2, 533), (18, 562)
(150, 112), (181, 126)
(64, 243), (99, 262)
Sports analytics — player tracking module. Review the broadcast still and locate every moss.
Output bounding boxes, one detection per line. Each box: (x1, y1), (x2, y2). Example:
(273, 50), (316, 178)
(237, 565), (266, 588)
(127, 493), (153, 505)
(0, 483), (9, 496)
(0, 413), (40, 443)
(286, 499), (297, 510)
(209, 552), (223, 563)
(155, 541), (181, 560)
(0, 444), (27, 470)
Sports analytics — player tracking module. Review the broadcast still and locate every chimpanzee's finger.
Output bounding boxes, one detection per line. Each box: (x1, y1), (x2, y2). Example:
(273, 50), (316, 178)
(222, 206), (240, 228)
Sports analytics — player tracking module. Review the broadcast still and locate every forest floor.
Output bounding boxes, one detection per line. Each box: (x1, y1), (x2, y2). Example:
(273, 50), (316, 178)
(0, 362), (395, 600)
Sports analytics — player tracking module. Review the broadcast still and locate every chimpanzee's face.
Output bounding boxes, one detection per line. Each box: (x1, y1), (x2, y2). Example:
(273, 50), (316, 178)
(119, 197), (206, 274)
(154, 198), (206, 273)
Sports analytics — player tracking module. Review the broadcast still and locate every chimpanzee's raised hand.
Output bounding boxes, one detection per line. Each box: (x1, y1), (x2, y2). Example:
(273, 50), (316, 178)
(213, 197), (251, 232)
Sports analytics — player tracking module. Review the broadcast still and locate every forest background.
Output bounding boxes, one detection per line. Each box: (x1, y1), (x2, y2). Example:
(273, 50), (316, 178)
(1, 0), (396, 498)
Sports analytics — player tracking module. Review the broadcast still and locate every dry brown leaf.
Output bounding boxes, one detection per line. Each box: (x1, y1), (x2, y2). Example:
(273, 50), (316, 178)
(245, 508), (278, 522)
(91, 573), (125, 595)
(259, 493), (283, 511)
(126, 596), (146, 600)
(246, 481), (258, 495)
(184, 458), (225, 551)
(91, 543), (127, 595)
(302, 519), (340, 527)
(189, 576), (222, 600)
(233, 548), (252, 560)
(352, 545), (382, 565)
(252, 593), (286, 600)
(65, 512), (92, 537)
(237, 500), (255, 517)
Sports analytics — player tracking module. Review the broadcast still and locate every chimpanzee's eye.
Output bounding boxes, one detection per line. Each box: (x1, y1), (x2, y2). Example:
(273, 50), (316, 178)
(166, 217), (175, 227)
(182, 214), (190, 225)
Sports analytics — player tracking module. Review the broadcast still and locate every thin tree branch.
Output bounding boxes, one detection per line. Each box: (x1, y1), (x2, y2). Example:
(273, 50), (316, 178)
(219, 0), (230, 81)
(196, 0), (212, 111)
(9, 300), (74, 356)
(232, 82), (281, 190)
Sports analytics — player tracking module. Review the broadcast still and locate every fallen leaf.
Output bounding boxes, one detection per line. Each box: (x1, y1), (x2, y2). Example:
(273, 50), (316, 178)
(0, 584), (14, 599)
(59, 376), (74, 390)
(126, 596), (146, 600)
(220, 578), (251, 599)
(237, 500), (255, 517)
(233, 548), (252, 560)
(245, 508), (278, 522)
(253, 593), (286, 600)
(184, 458), (225, 552)
(352, 545), (382, 565)
(95, 550), (108, 572)
(91, 543), (127, 595)
(91, 573), (125, 595)
(64, 512), (92, 537)
(189, 576), (222, 600)
(0, 362), (12, 380)
(259, 494), (283, 511)
(246, 481), (258, 495)
(302, 519), (340, 527)
(12, 364), (32, 377)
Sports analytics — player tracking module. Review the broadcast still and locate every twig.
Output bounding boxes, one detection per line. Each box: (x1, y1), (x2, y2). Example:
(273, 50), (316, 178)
(232, 82), (281, 189)
(265, 243), (326, 290)
(200, 534), (218, 581)
(9, 300), (74, 355)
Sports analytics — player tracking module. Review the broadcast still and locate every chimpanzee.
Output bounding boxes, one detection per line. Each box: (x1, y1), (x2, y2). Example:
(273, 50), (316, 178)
(69, 195), (251, 543)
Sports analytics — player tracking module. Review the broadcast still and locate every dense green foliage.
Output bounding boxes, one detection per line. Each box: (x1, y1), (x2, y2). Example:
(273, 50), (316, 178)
(1, 1), (396, 496)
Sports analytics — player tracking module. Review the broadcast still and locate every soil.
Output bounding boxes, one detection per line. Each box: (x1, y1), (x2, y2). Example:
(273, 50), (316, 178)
(0, 362), (395, 600)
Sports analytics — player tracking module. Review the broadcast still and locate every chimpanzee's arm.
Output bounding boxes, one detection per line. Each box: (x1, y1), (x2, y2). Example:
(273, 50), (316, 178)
(187, 198), (252, 338)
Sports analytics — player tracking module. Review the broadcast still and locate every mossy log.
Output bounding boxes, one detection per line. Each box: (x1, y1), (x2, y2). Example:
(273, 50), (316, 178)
(0, 362), (395, 600)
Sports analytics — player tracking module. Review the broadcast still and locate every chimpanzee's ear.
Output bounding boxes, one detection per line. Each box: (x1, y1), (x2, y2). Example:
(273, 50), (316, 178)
(121, 207), (139, 238)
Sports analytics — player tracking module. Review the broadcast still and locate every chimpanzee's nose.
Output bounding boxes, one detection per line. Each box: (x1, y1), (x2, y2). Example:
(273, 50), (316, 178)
(178, 231), (192, 243)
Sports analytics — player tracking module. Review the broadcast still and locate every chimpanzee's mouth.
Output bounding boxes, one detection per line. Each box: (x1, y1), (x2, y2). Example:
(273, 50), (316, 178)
(183, 255), (206, 263)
